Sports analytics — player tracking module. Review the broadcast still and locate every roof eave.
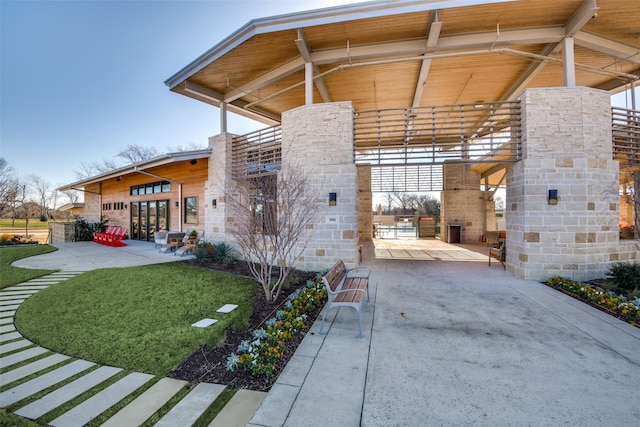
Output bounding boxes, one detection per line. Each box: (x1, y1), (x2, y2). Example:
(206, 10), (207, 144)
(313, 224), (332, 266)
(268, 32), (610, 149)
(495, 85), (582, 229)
(56, 148), (212, 191)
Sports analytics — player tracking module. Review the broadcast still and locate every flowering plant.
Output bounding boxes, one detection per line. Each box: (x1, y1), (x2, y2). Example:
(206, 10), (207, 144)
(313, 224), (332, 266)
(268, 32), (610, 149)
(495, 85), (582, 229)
(546, 276), (639, 322)
(226, 274), (327, 378)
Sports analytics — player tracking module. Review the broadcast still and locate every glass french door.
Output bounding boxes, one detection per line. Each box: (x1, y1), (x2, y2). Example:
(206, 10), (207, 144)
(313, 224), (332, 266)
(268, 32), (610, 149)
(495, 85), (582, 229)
(130, 200), (169, 241)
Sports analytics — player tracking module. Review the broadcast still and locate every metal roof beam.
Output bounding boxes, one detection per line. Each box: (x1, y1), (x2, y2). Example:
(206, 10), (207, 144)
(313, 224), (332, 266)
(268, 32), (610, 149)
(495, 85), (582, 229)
(501, 1), (599, 101)
(295, 28), (332, 103)
(575, 32), (640, 64)
(184, 82), (280, 124)
(565, 0), (599, 36)
(311, 26), (565, 66)
(412, 10), (442, 107)
(223, 56), (305, 103)
(220, 26), (564, 106)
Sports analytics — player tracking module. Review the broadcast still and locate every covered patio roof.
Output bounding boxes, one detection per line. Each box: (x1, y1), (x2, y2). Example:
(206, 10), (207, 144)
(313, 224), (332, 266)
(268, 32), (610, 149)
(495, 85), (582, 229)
(165, 0), (639, 126)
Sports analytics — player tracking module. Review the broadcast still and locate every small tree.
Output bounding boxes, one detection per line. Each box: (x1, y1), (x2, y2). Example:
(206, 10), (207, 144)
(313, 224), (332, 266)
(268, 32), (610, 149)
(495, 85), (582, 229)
(226, 163), (321, 303)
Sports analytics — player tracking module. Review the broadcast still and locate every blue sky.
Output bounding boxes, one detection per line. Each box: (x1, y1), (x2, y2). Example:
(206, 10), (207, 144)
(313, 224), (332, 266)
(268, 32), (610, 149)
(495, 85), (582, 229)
(1, 0), (360, 191)
(2, 0), (638, 197)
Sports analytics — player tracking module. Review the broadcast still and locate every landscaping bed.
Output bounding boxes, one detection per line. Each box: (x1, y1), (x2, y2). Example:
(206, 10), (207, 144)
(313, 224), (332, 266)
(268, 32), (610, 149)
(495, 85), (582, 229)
(545, 272), (640, 328)
(169, 259), (321, 391)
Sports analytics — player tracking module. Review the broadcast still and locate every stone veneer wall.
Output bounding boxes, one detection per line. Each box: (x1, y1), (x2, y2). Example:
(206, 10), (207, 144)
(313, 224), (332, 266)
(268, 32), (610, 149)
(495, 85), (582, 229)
(357, 165), (373, 241)
(49, 222), (75, 243)
(507, 87), (638, 281)
(204, 133), (236, 243)
(282, 101), (359, 271)
(81, 183), (102, 223)
(440, 163), (485, 243)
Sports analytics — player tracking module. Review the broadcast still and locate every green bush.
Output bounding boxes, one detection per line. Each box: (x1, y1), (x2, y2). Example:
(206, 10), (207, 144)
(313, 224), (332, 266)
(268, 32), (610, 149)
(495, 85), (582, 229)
(607, 262), (640, 291)
(214, 242), (237, 264)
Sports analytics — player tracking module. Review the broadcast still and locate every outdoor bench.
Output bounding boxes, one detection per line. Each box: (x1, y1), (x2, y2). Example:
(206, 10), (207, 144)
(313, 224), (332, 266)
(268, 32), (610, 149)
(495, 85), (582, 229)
(319, 259), (371, 338)
(488, 231), (506, 269)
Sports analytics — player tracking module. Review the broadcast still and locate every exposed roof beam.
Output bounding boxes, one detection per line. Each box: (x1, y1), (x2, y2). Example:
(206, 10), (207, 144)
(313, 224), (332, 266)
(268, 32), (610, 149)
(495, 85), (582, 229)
(564, 0), (599, 36)
(500, 43), (559, 101)
(164, 0), (516, 88)
(501, 0), (599, 101)
(575, 31), (640, 64)
(223, 56), (305, 103)
(183, 82), (280, 124)
(595, 68), (640, 91)
(412, 10), (442, 107)
(295, 28), (331, 103)
(311, 26), (565, 66)
(184, 81), (224, 103)
(220, 26), (567, 107)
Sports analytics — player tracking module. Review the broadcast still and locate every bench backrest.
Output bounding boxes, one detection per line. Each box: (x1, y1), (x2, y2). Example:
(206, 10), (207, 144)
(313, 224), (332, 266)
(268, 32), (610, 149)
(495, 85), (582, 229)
(323, 260), (347, 292)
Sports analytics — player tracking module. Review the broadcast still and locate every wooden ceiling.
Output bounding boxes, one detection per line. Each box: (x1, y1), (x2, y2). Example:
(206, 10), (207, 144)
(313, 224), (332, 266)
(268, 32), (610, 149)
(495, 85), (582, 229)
(165, 0), (640, 125)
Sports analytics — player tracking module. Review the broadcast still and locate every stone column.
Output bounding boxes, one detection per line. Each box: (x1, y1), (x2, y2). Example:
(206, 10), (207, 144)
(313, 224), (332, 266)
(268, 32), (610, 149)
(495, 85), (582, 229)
(281, 101), (359, 270)
(204, 133), (236, 243)
(506, 87), (621, 281)
(440, 163), (484, 243)
(358, 165), (373, 241)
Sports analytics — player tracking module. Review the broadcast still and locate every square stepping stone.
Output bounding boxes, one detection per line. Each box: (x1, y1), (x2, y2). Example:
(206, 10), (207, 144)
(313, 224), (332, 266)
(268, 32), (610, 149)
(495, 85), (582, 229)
(192, 318), (217, 328)
(216, 304), (238, 313)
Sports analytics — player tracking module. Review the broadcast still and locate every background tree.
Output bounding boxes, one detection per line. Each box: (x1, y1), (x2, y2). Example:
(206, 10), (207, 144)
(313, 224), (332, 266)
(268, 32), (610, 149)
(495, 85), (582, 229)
(0, 157), (20, 218)
(381, 192), (395, 214)
(29, 174), (52, 218)
(225, 163), (321, 303)
(117, 144), (160, 164)
(74, 159), (120, 180)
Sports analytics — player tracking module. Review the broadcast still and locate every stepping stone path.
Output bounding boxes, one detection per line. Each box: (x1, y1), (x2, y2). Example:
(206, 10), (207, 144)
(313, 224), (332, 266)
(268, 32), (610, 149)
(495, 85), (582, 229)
(1, 271), (266, 426)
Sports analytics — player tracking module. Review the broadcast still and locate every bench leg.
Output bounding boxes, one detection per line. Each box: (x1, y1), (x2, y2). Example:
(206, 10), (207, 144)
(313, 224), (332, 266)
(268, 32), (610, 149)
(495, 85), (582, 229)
(319, 305), (364, 338)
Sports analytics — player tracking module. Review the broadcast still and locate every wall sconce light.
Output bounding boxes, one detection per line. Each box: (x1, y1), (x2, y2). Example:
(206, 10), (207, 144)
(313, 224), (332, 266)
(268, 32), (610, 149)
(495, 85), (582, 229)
(190, 159), (197, 165)
(329, 192), (337, 206)
(175, 201), (179, 207)
(548, 189), (558, 205)
(212, 199), (217, 208)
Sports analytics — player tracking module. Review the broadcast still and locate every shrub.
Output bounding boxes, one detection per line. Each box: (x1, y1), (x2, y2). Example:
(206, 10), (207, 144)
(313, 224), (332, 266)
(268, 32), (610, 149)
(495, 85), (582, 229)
(226, 274), (327, 379)
(194, 242), (214, 263)
(607, 262), (640, 291)
(546, 276), (639, 322)
(213, 242), (237, 265)
(39, 214), (48, 222)
(0, 234), (38, 246)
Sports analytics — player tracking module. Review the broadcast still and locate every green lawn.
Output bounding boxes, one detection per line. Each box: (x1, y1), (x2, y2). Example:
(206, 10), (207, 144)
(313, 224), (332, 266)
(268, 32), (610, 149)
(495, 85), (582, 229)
(0, 219), (52, 229)
(0, 245), (58, 289)
(15, 263), (258, 375)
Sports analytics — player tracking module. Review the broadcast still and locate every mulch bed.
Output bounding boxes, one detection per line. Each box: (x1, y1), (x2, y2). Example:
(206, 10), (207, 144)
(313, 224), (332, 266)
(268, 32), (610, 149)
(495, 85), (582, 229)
(166, 259), (320, 391)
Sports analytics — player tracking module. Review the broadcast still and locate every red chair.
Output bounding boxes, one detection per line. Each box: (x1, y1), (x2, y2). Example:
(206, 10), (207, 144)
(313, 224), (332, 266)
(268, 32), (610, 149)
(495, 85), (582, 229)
(106, 227), (127, 247)
(94, 226), (114, 243)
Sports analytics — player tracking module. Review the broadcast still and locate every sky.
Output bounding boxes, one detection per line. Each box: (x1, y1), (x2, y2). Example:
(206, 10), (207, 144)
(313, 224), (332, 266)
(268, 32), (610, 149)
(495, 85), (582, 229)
(1, 0), (362, 193)
(1, 0), (638, 203)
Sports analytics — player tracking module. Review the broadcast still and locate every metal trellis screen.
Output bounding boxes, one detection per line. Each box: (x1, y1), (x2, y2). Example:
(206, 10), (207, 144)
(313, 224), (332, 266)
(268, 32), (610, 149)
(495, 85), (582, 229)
(612, 106), (640, 169)
(353, 101), (522, 167)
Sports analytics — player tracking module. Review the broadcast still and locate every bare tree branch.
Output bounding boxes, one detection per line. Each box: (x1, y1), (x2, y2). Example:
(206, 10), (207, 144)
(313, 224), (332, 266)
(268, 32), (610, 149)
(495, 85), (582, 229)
(225, 163), (321, 303)
(117, 144), (160, 164)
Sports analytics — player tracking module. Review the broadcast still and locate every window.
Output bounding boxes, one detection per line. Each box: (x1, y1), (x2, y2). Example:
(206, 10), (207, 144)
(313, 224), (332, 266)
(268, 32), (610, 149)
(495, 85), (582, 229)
(249, 175), (277, 235)
(184, 196), (198, 224)
(130, 181), (171, 196)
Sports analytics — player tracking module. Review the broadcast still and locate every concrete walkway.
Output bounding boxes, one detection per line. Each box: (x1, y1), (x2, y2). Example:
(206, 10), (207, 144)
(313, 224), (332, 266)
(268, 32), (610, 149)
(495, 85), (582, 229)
(249, 240), (640, 426)
(3, 239), (640, 426)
